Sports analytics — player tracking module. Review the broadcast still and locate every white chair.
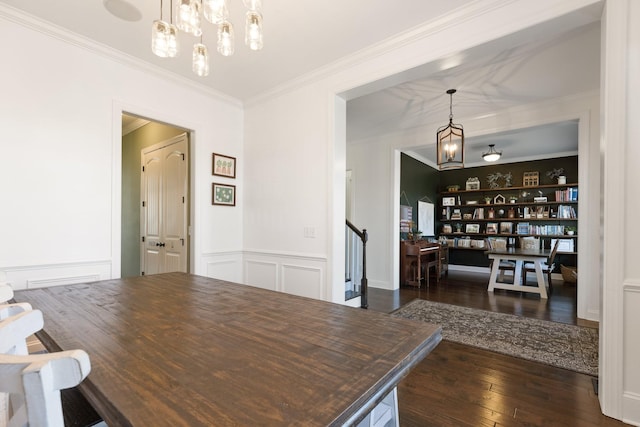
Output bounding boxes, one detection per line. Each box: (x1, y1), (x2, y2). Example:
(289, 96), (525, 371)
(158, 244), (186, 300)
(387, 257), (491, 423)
(0, 349), (92, 427)
(0, 309), (43, 356)
(0, 310), (107, 427)
(0, 283), (32, 321)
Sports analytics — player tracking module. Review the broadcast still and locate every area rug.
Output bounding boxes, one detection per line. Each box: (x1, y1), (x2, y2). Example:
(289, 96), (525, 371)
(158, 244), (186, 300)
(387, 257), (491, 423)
(391, 299), (598, 376)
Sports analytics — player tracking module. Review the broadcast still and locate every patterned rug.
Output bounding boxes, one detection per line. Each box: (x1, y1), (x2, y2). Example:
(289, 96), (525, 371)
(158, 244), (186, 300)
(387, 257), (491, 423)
(391, 299), (598, 376)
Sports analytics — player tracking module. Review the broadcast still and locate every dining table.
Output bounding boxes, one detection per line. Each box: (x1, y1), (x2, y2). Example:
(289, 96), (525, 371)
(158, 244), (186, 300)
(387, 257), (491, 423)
(486, 247), (551, 299)
(13, 272), (441, 426)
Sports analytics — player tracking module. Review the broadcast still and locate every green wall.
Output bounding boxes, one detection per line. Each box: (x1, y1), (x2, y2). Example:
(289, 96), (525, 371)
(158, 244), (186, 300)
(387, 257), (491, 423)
(121, 122), (187, 278)
(400, 153), (439, 237)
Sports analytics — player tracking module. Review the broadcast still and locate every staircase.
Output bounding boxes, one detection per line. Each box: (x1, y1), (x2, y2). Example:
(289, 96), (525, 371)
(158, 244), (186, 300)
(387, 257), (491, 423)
(345, 220), (368, 309)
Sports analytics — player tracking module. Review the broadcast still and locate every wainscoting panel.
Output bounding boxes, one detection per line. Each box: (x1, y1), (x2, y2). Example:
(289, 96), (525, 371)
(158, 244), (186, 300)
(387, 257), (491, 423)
(2, 260), (112, 290)
(281, 264), (323, 300)
(245, 260), (278, 291)
(205, 259), (242, 283)
(243, 251), (328, 300)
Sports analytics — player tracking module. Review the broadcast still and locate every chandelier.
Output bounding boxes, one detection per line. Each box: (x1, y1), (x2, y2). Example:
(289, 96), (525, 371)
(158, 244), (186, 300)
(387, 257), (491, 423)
(152, 0), (264, 77)
(436, 89), (465, 170)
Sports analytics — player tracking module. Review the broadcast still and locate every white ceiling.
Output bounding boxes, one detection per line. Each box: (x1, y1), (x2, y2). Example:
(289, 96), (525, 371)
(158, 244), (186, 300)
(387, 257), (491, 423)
(1, 0), (602, 164)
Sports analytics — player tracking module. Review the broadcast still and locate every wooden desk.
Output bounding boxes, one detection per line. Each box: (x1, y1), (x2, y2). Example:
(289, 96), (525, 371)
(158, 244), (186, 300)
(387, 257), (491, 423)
(486, 248), (551, 299)
(400, 241), (446, 287)
(14, 273), (441, 426)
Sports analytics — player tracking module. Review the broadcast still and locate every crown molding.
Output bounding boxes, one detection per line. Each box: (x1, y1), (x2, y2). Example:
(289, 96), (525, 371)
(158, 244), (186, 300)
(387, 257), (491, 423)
(0, 3), (243, 108)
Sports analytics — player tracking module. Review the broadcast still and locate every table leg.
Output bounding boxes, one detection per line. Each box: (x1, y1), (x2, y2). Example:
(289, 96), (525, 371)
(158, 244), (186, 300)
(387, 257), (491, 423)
(534, 260), (548, 299)
(487, 257), (500, 292)
(513, 260), (524, 286)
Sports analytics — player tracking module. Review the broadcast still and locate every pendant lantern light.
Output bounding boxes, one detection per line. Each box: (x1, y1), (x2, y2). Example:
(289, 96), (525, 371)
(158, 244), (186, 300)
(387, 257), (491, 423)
(436, 89), (465, 170)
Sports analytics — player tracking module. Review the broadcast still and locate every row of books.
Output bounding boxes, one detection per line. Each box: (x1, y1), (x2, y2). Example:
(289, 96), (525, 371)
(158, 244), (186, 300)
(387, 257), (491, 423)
(557, 205), (577, 218)
(555, 187), (578, 201)
(516, 224), (567, 235)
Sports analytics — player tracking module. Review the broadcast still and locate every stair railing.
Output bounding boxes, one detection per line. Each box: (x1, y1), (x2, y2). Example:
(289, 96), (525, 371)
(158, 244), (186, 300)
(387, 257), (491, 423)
(345, 219), (368, 309)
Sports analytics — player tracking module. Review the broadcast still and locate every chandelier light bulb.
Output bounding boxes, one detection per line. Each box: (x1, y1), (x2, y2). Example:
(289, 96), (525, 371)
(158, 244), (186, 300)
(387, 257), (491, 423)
(245, 11), (263, 51)
(192, 42), (210, 76)
(166, 23), (179, 57)
(151, 20), (170, 57)
(203, 0), (228, 24)
(176, 0), (202, 36)
(217, 21), (235, 56)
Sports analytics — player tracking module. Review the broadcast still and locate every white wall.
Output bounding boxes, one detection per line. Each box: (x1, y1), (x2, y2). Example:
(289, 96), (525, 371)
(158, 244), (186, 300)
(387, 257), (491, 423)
(0, 11), (243, 289)
(600, 0), (640, 423)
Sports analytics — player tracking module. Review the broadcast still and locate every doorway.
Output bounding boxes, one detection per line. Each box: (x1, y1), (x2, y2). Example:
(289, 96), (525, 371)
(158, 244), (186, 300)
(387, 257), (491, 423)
(121, 114), (190, 277)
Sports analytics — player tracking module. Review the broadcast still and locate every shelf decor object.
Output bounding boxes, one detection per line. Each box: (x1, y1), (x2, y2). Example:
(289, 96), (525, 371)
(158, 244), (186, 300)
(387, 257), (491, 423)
(523, 171), (539, 187)
(436, 89), (464, 170)
(466, 177), (480, 190)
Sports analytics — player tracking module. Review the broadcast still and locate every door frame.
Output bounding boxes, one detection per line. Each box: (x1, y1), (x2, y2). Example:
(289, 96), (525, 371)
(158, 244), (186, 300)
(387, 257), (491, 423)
(112, 101), (198, 279)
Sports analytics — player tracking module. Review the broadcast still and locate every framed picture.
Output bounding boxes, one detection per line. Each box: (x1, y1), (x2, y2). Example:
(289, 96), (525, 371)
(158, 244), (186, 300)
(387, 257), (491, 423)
(442, 197), (456, 206)
(500, 222), (513, 234)
(486, 223), (498, 234)
(465, 223), (480, 234)
(212, 183), (236, 206)
(212, 153), (236, 178)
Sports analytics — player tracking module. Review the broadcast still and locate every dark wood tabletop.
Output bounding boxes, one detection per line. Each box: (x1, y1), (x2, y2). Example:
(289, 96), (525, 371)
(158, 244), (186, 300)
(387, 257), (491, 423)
(14, 273), (441, 426)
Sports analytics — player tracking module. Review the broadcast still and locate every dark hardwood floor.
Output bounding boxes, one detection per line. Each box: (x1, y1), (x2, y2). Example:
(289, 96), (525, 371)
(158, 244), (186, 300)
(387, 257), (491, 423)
(367, 270), (627, 426)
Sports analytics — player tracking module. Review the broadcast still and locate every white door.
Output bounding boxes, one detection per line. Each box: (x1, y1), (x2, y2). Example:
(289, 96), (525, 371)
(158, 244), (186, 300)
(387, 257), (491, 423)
(141, 134), (188, 275)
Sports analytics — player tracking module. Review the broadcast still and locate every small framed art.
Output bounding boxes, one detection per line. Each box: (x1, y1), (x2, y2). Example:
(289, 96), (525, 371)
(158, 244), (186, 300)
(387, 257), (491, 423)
(212, 183), (236, 206)
(465, 223), (480, 234)
(486, 223), (498, 234)
(212, 153), (236, 178)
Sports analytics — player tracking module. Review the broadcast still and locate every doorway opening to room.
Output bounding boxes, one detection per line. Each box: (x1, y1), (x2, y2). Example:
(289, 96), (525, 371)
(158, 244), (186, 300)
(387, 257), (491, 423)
(121, 114), (191, 278)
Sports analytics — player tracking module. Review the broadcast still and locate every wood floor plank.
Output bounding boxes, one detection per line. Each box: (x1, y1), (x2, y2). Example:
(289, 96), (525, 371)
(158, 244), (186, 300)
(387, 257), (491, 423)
(368, 270), (628, 427)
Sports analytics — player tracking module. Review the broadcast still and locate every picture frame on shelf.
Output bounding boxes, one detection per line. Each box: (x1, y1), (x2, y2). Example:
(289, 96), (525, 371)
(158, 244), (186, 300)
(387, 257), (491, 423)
(486, 223), (498, 234)
(212, 153), (236, 178)
(442, 224), (452, 234)
(212, 183), (236, 206)
(500, 222), (513, 234)
(442, 197), (456, 206)
(465, 223), (480, 234)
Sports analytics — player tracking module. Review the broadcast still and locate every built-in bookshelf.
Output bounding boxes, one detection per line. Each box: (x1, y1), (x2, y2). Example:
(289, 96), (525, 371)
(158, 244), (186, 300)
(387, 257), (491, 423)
(438, 183), (578, 253)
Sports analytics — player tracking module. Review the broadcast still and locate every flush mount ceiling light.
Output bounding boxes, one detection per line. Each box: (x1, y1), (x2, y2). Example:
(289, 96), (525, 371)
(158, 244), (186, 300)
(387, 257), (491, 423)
(152, 0), (264, 76)
(436, 89), (465, 170)
(482, 144), (502, 162)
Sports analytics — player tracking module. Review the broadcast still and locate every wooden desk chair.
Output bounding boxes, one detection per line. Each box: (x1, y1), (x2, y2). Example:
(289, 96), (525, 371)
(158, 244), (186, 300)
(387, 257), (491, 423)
(522, 239), (560, 293)
(486, 238), (516, 281)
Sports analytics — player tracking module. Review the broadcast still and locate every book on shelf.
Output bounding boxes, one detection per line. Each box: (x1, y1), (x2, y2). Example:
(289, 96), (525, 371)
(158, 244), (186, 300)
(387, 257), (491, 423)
(557, 205), (577, 218)
(473, 207), (484, 219)
(555, 187), (578, 202)
(516, 223), (530, 235)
